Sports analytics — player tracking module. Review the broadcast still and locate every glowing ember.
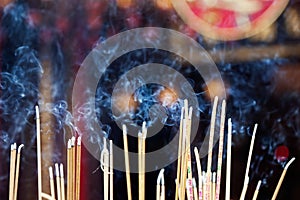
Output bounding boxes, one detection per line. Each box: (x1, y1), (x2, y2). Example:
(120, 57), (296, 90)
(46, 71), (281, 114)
(112, 93), (137, 113)
(158, 88), (178, 107)
(204, 80), (227, 100)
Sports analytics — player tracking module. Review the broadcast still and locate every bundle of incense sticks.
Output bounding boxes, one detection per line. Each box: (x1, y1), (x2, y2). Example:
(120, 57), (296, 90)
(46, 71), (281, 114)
(121, 123), (148, 200)
(32, 103), (296, 200)
(9, 143), (24, 200)
(48, 163), (65, 200)
(35, 105), (82, 200)
(101, 137), (114, 200)
(174, 97), (296, 200)
(67, 136), (82, 200)
(175, 99), (193, 200)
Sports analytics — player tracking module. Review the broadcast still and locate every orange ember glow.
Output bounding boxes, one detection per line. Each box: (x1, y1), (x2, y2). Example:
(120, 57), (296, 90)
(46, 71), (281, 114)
(116, 0), (134, 9)
(155, 0), (173, 10)
(158, 88), (178, 107)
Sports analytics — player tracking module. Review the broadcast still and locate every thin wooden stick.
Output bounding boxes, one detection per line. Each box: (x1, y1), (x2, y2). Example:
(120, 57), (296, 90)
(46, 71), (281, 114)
(138, 131), (142, 200)
(186, 107), (194, 200)
(156, 169), (164, 200)
(192, 178), (198, 200)
(55, 163), (61, 200)
(9, 143), (17, 200)
(212, 172), (216, 200)
(156, 170), (162, 200)
(41, 192), (55, 200)
(122, 125), (132, 200)
(240, 124), (258, 200)
(101, 138), (109, 200)
(161, 170), (165, 200)
(225, 118), (232, 200)
(206, 96), (218, 200)
(202, 172), (206, 200)
(66, 139), (71, 200)
(216, 100), (226, 200)
(179, 100), (189, 200)
(60, 164), (65, 200)
(49, 167), (55, 200)
(35, 105), (42, 200)
(141, 122), (147, 200)
(75, 137), (81, 200)
(13, 144), (24, 200)
(71, 137), (76, 200)
(252, 180), (261, 200)
(175, 107), (184, 200)
(271, 157), (296, 200)
(194, 147), (203, 200)
(109, 140), (113, 200)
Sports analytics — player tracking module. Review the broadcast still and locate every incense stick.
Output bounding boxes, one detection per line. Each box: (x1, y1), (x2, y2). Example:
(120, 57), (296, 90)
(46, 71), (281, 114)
(194, 147), (203, 200)
(55, 163), (61, 200)
(143, 123), (147, 200)
(41, 192), (55, 200)
(212, 172), (216, 200)
(60, 164), (65, 200)
(13, 144), (24, 200)
(49, 167), (55, 200)
(161, 170), (165, 200)
(179, 105), (187, 200)
(67, 139), (71, 200)
(156, 171), (162, 200)
(179, 100), (189, 200)
(71, 137), (76, 200)
(75, 137), (81, 200)
(138, 131), (142, 200)
(186, 107), (194, 200)
(175, 107), (184, 200)
(240, 124), (258, 200)
(202, 172), (206, 200)
(216, 100), (226, 200)
(206, 96), (218, 200)
(225, 119), (232, 200)
(156, 169), (164, 200)
(252, 180), (261, 200)
(101, 138), (109, 200)
(35, 105), (42, 200)
(192, 178), (198, 200)
(109, 140), (113, 200)
(139, 122), (147, 200)
(9, 143), (16, 200)
(271, 157), (295, 200)
(122, 125), (132, 200)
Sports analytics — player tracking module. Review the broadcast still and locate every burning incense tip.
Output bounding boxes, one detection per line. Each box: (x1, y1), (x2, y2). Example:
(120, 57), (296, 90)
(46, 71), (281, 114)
(35, 105), (40, 119)
(284, 157), (295, 169)
(49, 167), (54, 180)
(71, 136), (75, 147)
(60, 164), (64, 178)
(256, 180), (262, 190)
(188, 107), (193, 120)
(122, 124), (127, 135)
(157, 169), (165, 184)
(181, 107), (184, 120)
(55, 163), (60, 177)
(17, 144), (24, 153)
(67, 139), (71, 149)
(77, 136), (82, 146)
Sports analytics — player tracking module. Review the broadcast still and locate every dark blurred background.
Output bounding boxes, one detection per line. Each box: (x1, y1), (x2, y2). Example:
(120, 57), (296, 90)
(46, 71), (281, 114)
(1, 0), (300, 199)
